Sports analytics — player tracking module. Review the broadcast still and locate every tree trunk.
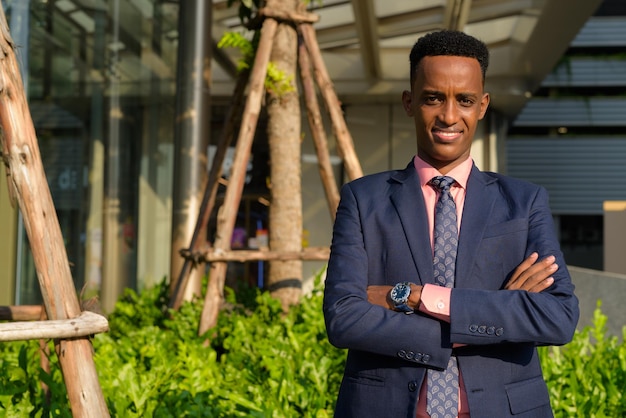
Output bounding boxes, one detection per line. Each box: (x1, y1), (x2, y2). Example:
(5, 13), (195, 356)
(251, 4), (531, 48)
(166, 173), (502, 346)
(265, 0), (302, 310)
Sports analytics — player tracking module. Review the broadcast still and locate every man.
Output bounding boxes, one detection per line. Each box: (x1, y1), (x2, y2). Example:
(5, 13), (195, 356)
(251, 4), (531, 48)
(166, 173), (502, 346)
(323, 30), (579, 418)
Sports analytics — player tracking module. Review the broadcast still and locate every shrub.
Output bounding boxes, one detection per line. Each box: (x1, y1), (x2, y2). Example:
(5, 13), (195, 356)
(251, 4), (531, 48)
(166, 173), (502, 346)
(1, 280), (625, 417)
(539, 302), (626, 417)
(1, 274), (346, 417)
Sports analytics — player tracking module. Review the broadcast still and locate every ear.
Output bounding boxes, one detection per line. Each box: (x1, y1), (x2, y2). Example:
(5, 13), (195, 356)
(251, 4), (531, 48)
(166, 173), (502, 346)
(479, 92), (490, 119)
(401, 90), (414, 116)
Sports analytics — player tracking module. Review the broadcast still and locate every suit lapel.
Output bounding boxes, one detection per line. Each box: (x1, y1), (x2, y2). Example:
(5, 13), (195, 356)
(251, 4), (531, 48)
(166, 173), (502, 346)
(388, 162), (500, 287)
(389, 164), (434, 285)
(455, 166), (498, 287)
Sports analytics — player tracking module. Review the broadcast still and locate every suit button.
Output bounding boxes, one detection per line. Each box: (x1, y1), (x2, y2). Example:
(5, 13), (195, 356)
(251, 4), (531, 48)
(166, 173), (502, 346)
(408, 381), (419, 392)
(487, 326), (495, 335)
(495, 327), (504, 336)
(398, 350), (407, 359)
(414, 353), (423, 362)
(406, 351), (415, 359)
(478, 325), (487, 334)
(469, 324), (478, 332)
(422, 354), (431, 363)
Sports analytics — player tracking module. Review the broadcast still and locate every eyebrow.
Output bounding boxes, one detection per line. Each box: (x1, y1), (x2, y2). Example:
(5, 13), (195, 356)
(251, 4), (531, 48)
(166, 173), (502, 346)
(421, 89), (479, 98)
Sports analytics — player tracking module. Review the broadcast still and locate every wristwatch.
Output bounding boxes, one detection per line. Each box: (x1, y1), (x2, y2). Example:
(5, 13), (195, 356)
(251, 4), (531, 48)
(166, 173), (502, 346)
(390, 282), (414, 314)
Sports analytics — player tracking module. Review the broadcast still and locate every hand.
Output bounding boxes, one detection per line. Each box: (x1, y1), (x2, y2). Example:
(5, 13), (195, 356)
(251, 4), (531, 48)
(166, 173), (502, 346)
(367, 285), (394, 309)
(505, 252), (557, 293)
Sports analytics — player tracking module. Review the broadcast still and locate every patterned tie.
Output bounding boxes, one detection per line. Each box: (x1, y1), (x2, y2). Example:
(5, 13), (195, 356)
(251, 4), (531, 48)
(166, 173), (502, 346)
(427, 176), (459, 418)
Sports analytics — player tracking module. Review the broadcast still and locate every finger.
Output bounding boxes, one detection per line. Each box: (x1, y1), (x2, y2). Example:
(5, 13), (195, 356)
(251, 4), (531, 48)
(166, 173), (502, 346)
(528, 277), (554, 293)
(517, 262), (558, 291)
(507, 254), (557, 290)
(506, 253), (539, 288)
(505, 252), (539, 289)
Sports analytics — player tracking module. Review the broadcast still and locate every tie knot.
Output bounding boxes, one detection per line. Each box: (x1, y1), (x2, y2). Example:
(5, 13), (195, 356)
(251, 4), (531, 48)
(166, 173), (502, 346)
(430, 176), (455, 192)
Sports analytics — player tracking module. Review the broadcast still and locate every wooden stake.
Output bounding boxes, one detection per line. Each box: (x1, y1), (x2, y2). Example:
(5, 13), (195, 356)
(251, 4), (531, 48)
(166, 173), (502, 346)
(298, 34), (340, 219)
(39, 306), (51, 406)
(300, 23), (363, 181)
(181, 246), (330, 263)
(0, 5), (110, 416)
(198, 17), (279, 336)
(0, 304), (42, 320)
(0, 311), (109, 342)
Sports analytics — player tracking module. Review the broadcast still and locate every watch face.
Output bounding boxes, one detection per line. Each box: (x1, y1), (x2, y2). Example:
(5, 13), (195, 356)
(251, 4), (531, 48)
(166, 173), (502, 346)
(391, 283), (410, 303)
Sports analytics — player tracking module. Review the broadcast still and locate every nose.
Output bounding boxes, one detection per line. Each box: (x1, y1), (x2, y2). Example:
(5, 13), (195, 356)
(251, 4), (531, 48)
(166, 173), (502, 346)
(438, 100), (459, 126)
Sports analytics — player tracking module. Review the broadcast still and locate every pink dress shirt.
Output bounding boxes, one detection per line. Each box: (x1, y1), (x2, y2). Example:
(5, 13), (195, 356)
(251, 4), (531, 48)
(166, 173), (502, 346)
(413, 155), (471, 418)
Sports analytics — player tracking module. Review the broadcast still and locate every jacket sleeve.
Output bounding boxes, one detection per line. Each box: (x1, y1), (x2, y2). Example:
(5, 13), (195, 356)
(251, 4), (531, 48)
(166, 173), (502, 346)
(323, 182), (452, 371)
(449, 186), (579, 346)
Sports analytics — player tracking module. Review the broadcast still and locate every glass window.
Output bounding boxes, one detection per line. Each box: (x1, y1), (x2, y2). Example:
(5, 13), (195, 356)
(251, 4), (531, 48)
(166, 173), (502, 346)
(11, 0), (179, 304)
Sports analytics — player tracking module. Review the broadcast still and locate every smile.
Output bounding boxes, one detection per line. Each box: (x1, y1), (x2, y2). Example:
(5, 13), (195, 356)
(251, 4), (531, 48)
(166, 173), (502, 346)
(433, 130), (462, 141)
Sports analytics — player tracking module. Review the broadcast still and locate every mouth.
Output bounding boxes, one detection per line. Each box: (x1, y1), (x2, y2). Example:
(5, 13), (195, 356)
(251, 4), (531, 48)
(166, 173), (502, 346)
(432, 129), (462, 143)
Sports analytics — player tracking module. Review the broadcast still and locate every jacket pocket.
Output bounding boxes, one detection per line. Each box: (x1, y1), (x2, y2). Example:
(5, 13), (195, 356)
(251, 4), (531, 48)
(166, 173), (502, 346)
(483, 218), (528, 239)
(505, 376), (551, 414)
(344, 371), (385, 387)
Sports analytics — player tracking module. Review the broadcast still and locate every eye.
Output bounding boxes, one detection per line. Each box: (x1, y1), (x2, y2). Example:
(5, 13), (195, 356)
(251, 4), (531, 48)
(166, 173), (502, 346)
(425, 95), (441, 104)
(459, 96), (475, 106)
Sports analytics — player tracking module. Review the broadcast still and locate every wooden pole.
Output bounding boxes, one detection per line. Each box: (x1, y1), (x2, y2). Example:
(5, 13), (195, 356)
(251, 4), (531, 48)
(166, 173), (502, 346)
(39, 306), (52, 406)
(0, 311), (109, 342)
(297, 34), (340, 219)
(181, 246), (330, 263)
(0, 5), (110, 416)
(300, 23), (363, 181)
(0, 304), (42, 320)
(198, 17), (279, 336)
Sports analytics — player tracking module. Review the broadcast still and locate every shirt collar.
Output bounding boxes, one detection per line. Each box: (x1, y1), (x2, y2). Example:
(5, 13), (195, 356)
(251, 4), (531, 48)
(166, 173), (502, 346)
(413, 155), (473, 190)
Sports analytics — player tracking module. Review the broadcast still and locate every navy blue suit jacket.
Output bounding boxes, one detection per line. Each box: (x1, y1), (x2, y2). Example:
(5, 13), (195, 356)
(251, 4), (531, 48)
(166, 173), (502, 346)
(323, 162), (579, 418)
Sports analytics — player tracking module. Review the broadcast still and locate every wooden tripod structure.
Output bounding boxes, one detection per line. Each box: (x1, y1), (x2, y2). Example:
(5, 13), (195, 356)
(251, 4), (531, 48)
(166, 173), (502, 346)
(169, 8), (364, 336)
(0, 4), (110, 417)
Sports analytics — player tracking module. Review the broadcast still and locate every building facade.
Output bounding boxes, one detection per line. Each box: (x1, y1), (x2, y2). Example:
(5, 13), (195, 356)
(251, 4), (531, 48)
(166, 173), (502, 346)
(508, 0), (626, 270)
(0, 0), (604, 309)
(1, 0), (182, 307)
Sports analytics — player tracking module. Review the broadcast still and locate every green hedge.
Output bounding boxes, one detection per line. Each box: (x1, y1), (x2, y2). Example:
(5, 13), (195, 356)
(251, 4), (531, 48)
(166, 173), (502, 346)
(539, 303), (626, 417)
(1, 277), (625, 417)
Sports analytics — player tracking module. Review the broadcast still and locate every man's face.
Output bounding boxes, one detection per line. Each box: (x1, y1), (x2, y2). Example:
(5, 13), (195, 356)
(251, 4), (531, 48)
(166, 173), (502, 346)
(401, 55), (490, 174)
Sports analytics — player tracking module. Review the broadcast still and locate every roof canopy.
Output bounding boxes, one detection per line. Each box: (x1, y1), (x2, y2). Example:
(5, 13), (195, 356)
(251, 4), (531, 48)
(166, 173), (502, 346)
(212, 0), (603, 117)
